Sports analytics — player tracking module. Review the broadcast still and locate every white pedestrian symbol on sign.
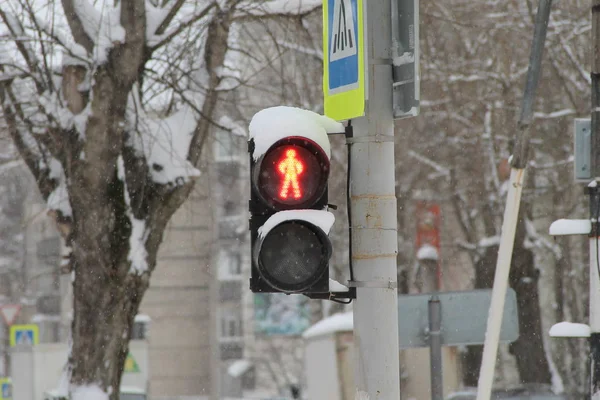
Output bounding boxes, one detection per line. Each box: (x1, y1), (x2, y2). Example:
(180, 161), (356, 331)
(330, 0), (357, 62)
(15, 330), (33, 345)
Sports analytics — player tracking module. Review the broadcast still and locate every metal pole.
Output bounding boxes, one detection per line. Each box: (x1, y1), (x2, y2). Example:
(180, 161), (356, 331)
(429, 296), (443, 400)
(476, 1), (552, 399)
(588, 184), (600, 400)
(350, 0), (401, 398)
(590, 0), (600, 397)
(3, 325), (8, 376)
(591, 0), (600, 177)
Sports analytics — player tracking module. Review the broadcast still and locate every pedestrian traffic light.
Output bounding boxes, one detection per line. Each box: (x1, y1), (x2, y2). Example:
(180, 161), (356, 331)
(248, 108), (336, 295)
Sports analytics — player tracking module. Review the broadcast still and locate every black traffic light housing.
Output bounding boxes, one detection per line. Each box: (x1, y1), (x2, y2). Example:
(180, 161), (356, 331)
(249, 137), (331, 294)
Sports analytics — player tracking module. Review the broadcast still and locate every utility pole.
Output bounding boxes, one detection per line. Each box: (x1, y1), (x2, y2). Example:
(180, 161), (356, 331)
(590, 0), (600, 398)
(350, 0), (402, 397)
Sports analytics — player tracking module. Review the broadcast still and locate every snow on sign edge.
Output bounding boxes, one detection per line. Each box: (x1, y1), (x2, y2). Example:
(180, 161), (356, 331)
(548, 219), (591, 236)
(302, 311), (353, 339)
(549, 321), (591, 338)
(329, 278), (349, 292)
(248, 106), (344, 161)
(71, 384), (110, 400)
(257, 210), (335, 239)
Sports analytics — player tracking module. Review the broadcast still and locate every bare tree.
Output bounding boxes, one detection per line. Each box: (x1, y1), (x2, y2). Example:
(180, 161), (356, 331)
(0, 0), (321, 397)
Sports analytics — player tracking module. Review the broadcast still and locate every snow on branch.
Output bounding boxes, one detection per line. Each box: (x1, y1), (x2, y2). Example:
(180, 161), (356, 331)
(45, 158), (72, 217)
(146, 2), (215, 48)
(0, 9), (44, 90)
(117, 156), (149, 275)
(69, 0), (125, 64)
(275, 40), (323, 60)
(39, 91), (91, 137)
(234, 0), (321, 19)
(126, 90), (201, 185)
(408, 150), (450, 178)
(532, 109), (575, 119)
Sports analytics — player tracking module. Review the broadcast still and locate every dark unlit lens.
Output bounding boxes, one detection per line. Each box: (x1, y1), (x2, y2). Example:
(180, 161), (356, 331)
(259, 222), (324, 286)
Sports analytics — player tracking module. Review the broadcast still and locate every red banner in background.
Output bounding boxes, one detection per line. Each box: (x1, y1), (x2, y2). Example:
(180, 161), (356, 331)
(415, 201), (442, 290)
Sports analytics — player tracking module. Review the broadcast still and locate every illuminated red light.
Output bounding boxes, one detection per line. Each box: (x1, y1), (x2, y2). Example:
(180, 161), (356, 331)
(277, 149), (305, 200)
(256, 138), (329, 209)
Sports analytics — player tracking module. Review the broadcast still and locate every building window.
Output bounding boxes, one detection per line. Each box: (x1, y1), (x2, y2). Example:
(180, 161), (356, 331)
(218, 215), (244, 240)
(218, 248), (242, 279)
(220, 313), (243, 338)
(131, 322), (147, 340)
(220, 281), (242, 302)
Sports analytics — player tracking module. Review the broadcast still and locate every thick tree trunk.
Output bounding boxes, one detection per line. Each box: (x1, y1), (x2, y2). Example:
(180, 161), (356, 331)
(70, 260), (146, 393)
(508, 243), (551, 384)
(463, 215), (550, 386)
(66, 91), (154, 396)
(507, 204), (551, 385)
(463, 246), (497, 387)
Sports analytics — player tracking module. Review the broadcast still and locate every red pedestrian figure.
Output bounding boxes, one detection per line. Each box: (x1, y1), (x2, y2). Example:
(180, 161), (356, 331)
(278, 149), (304, 199)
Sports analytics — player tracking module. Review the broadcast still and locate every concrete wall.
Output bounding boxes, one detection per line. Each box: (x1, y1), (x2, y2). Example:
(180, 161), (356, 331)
(304, 335), (342, 400)
(141, 170), (215, 398)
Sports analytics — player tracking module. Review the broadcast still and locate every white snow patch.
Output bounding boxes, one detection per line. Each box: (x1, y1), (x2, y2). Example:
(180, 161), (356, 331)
(478, 236), (500, 248)
(71, 384), (109, 400)
(393, 52), (415, 66)
(228, 359), (252, 377)
(31, 314), (62, 323)
(549, 321), (591, 338)
(46, 159), (72, 217)
(237, 0), (322, 17)
(73, 1), (125, 65)
(145, 1), (170, 44)
(549, 219), (591, 236)
(219, 115), (247, 137)
(134, 314), (152, 323)
(590, 180), (598, 188)
(62, 45), (89, 67)
(117, 156), (149, 274)
(248, 106), (342, 161)
(416, 244), (439, 261)
(302, 311), (353, 339)
(128, 96), (200, 185)
(329, 278), (349, 292)
(258, 210), (335, 239)
(543, 331), (565, 394)
(128, 214), (149, 274)
(48, 185), (72, 217)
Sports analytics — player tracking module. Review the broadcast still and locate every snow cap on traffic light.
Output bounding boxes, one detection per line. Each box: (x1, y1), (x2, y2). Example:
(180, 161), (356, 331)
(248, 106), (343, 161)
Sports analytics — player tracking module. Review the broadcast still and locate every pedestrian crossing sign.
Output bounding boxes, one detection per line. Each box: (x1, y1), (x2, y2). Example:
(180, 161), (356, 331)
(9, 324), (39, 347)
(0, 378), (11, 400)
(323, 0), (365, 121)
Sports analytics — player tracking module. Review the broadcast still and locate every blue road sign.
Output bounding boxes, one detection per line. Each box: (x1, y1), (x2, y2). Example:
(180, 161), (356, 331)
(0, 378), (12, 400)
(327, 0), (359, 94)
(15, 330), (33, 345)
(10, 324), (39, 346)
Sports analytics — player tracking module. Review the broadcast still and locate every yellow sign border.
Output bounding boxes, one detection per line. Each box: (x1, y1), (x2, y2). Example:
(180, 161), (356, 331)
(9, 324), (39, 347)
(323, 0), (365, 121)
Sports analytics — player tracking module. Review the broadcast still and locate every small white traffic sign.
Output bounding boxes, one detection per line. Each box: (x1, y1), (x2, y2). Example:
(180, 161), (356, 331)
(0, 304), (21, 326)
